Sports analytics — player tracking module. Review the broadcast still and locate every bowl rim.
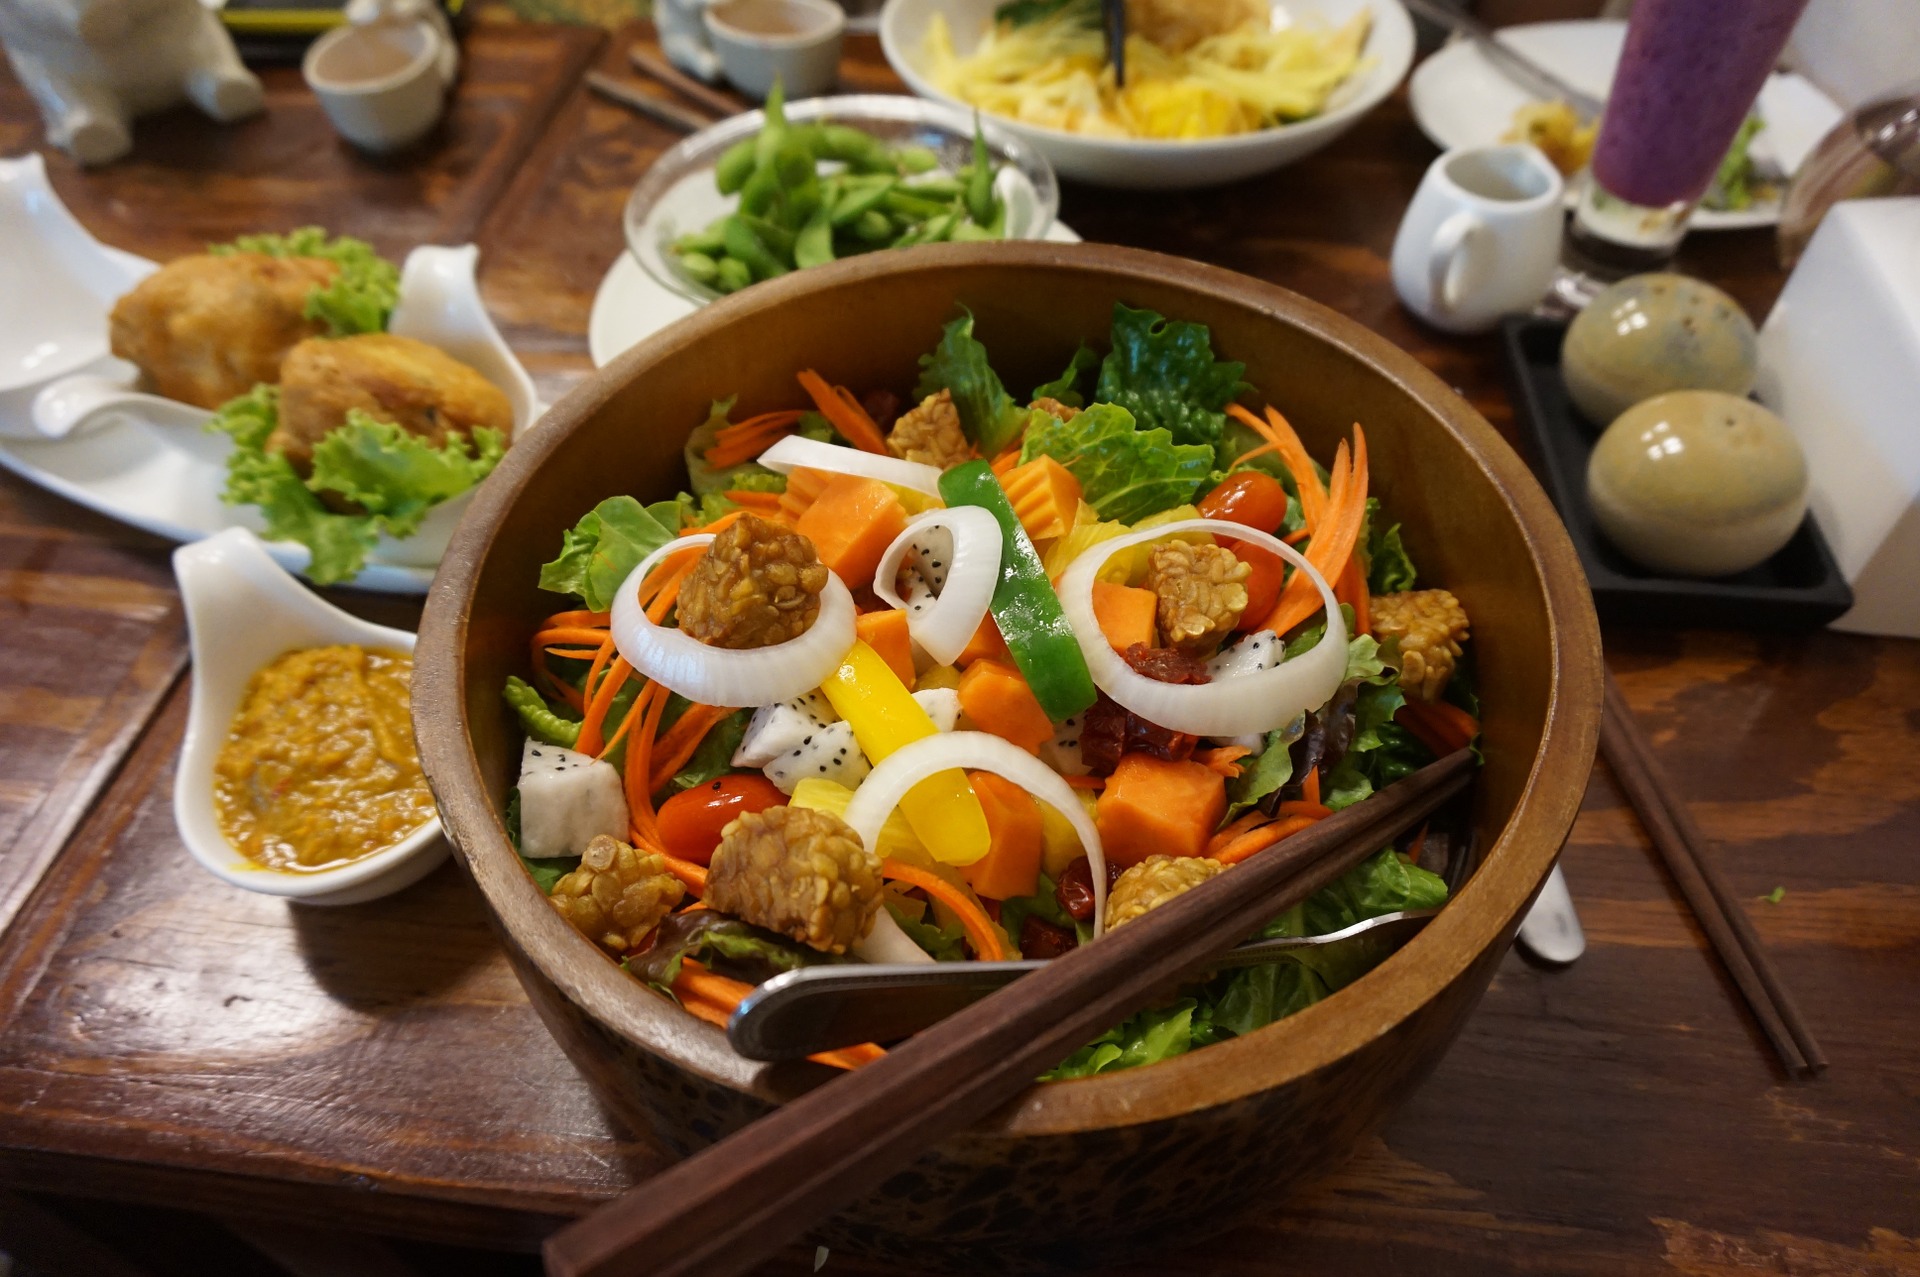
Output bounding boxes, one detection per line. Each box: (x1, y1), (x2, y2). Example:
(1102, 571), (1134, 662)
(876, 0), (1416, 157)
(415, 241), (1602, 1136)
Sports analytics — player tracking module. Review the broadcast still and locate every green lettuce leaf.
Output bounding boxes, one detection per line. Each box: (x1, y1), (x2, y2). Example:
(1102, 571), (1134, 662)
(666, 708), (753, 794)
(997, 872), (1087, 948)
(210, 387), (503, 586)
(635, 911), (847, 992)
(1096, 303), (1247, 449)
(1225, 716), (1304, 821)
(887, 900), (968, 961)
(1366, 509), (1418, 595)
(1325, 681), (1432, 811)
(914, 310), (1027, 454)
(1043, 848), (1448, 1079)
(308, 410), (505, 540)
(537, 496), (680, 611)
(1031, 343), (1099, 408)
(209, 227), (399, 336)
(1018, 402), (1213, 523)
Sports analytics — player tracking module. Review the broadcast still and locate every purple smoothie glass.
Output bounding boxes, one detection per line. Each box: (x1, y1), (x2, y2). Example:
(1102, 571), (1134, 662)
(1562, 0), (1811, 296)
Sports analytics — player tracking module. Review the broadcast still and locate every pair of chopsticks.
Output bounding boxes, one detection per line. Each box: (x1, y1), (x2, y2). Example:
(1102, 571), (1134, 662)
(586, 48), (744, 134)
(543, 748), (1476, 1277)
(1600, 670), (1826, 1076)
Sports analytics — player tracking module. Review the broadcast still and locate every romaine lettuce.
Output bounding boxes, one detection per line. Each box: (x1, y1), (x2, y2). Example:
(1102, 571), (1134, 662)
(1031, 343), (1099, 408)
(1018, 402), (1213, 523)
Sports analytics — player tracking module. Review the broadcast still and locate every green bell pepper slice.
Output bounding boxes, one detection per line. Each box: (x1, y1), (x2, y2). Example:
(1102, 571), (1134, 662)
(937, 461), (1096, 722)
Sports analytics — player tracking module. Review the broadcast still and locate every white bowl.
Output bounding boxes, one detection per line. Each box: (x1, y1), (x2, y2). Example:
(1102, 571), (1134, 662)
(879, 0), (1414, 190)
(172, 527), (447, 905)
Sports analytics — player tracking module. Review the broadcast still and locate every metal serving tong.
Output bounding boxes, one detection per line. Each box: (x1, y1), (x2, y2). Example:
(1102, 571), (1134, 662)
(730, 908), (1438, 1059)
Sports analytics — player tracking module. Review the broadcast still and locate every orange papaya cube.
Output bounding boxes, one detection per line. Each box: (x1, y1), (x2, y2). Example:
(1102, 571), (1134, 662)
(794, 474), (907, 589)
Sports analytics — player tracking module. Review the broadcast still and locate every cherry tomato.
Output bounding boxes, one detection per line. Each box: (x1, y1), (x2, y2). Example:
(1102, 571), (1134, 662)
(1198, 470), (1289, 534)
(1228, 539), (1285, 629)
(657, 774), (787, 865)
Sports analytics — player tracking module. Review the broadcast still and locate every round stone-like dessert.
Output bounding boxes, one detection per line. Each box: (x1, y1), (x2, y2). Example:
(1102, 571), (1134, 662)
(1587, 391), (1808, 578)
(1562, 274), (1758, 427)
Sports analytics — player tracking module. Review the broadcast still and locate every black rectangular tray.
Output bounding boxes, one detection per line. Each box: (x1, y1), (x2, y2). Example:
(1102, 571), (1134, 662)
(1500, 317), (1853, 631)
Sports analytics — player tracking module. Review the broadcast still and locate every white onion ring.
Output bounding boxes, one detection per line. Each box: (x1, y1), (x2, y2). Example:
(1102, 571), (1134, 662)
(852, 908), (936, 965)
(870, 508), (1002, 667)
(756, 435), (944, 497)
(1058, 519), (1347, 738)
(844, 731), (1109, 938)
(609, 534), (857, 709)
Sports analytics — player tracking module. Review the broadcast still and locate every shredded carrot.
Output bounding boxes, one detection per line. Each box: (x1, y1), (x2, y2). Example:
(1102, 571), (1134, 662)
(575, 656), (632, 758)
(542, 609), (611, 629)
(1396, 699), (1478, 757)
(624, 683), (672, 845)
(1337, 555), (1372, 635)
(1301, 767), (1321, 808)
(1198, 745), (1252, 779)
(576, 630), (619, 730)
(704, 409), (807, 468)
(722, 491), (787, 519)
(1206, 809), (1272, 856)
(531, 626), (618, 649)
(688, 509), (747, 537)
(1228, 403), (1326, 531)
(659, 852), (708, 894)
(990, 446), (1022, 476)
(881, 860), (1007, 960)
(1284, 528), (1311, 545)
(541, 646), (603, 661)
(1275, 799), (1333, 820)
(1061, 773), (1105, 790)
(796, 370), (889, 454)
(1262, 424), (1369, 636)
(1403, 820), (1429, 866)
(649, 703), (734, 794)
(1212, 814), (1322, 866)
(674, 962), (880, 1069)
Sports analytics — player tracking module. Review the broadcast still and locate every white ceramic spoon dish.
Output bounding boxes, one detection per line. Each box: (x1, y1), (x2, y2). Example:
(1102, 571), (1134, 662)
(0, 153), (155, 438)
(0, 227), (542, 592)
(172, 527), (447, 905)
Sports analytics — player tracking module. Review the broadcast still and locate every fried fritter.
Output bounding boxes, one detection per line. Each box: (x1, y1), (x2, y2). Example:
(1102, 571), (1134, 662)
(109, 252), (338, 409)
(271, 333), (514, 472)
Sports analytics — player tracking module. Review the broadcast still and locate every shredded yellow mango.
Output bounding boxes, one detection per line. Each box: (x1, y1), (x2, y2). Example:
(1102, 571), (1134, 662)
(926, 1), (1371, 141)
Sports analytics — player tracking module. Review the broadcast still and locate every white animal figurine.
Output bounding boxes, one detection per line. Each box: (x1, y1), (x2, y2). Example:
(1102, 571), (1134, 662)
(0, 0), (264, 167)
(656, 0), (721, 82)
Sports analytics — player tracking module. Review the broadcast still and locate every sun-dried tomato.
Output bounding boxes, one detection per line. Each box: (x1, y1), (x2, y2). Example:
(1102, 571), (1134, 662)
(1122, 643), (1211, 685)
(1020, 914), (1077, 959)
(1055, 858), (1097, 922)
(1080, 691), (1198, 775)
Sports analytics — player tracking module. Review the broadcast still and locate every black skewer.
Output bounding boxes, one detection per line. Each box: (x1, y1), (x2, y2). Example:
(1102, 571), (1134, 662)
(1104, 0), (1127, 86)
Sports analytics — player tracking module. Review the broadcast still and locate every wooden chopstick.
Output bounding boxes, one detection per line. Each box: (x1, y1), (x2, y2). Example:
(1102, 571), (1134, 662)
(544, 748), (1476, 1277)
(628, 46), (748, 119)
(1600, 671), (1826, 1076)
(584, 71), (716, 134)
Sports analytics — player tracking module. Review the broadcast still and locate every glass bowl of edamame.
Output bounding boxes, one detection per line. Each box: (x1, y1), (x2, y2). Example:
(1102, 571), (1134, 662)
(624, 93), (1059, 305)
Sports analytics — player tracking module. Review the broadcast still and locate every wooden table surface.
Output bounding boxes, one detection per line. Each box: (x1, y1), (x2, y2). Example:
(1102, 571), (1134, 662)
(1, 16), (1916, 1277)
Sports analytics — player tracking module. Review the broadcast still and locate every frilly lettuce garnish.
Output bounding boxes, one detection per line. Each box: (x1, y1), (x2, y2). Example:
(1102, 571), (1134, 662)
(1096, 303), (1248, 450)
(914, 310), (1028, 454)
(536, 495), (681, 611)
(211, 386), (505, 586)
(209, 227), (400, 336)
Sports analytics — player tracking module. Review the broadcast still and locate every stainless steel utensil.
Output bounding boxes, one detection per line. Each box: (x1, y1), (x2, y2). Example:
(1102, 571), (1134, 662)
(1402, 0), (1604, 122)
(729, 909), (1439, 1059)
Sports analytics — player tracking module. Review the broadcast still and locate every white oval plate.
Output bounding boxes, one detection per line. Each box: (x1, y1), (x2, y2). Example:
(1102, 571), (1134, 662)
(1408, 20), (1845, 231)
(588, 219), (1083, 369)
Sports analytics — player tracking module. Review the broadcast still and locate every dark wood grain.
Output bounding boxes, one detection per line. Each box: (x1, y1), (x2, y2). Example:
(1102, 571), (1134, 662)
(0, 16), (1912, 1276)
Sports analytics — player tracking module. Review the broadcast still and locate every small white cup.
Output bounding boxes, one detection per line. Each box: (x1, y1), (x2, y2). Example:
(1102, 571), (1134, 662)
(1391, 144), (1565, 335)
(703, 0), (845, 101)
(303, 17), (455, 153)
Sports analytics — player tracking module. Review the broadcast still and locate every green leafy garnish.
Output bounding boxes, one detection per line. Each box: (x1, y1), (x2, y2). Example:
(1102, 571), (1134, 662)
(655, 703), (753, 795)
(1324, 682), (1427, 811)
(210, 389), (502, 586)
(504, 675), (582, 748)
(1225, 717), (1304, 821)
(1019, 403), (1214, 523)
(1042, 849), (1447, 1079)
(1031, 343), (1099, 408)
(209, 227), (399, 336)
(537, 495), (680, 611)
(914, 310), (1027, 454)
(1766, 886), (1786, 905)
(997, 872), (1085, 948)
(1365, 498), (1418, 594)
(888, 900), (969, 961)
(1095, 303), (1247, 450)
(635, 911), (847, 992)
(1703, 116), (1765, 213)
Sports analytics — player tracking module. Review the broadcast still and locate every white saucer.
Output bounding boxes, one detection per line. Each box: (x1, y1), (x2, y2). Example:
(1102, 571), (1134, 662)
(1408, 20), (1844, 232)
(588, 220), (1085, 368)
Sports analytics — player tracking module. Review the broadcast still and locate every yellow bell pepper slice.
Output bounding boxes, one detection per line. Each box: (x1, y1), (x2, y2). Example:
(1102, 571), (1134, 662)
(820, 641), (992, 865)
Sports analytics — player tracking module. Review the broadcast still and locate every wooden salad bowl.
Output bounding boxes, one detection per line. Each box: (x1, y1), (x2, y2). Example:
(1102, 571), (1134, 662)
(413, 242), (1604, 1268)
